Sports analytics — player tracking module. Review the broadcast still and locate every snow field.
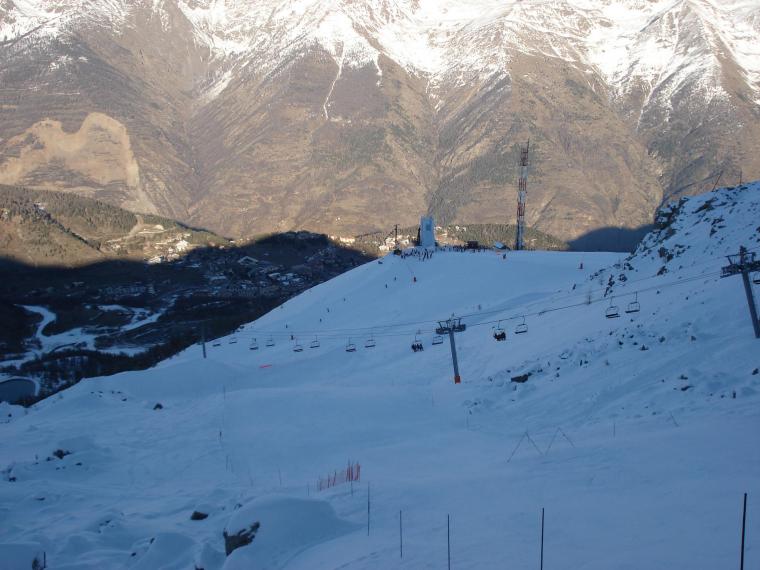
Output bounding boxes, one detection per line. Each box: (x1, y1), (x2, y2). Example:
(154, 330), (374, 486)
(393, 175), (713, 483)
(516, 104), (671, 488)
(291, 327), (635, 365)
(1, 183), (759, 568)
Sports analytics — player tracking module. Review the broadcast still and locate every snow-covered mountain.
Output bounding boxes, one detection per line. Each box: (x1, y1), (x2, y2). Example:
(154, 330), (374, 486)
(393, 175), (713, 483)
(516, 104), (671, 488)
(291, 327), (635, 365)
(0, 1), (759, 242)
(1, 182), (758, 568)
(4, 1), (758, 87)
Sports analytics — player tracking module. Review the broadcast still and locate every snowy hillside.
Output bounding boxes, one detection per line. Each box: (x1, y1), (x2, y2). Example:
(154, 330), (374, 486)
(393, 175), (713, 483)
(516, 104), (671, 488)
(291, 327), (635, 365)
(1, 183), (759, 569)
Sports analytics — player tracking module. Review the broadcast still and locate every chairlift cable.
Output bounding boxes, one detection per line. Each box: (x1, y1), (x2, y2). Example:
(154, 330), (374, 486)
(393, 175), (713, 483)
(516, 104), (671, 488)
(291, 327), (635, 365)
(241, 269), (722, 340)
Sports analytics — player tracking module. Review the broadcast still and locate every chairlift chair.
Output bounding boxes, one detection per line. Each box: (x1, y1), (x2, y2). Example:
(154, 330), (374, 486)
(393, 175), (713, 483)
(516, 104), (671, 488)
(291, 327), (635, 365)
(309, 336), (320, 349)
(605, 298), (620, 319)
(625, 293), (641, 314)
(493, 321), (507, 342)
(753, 272), (760, 285)
(229, 337), (237, 345)
(292, 338), (303, 352)
(265, 337), (275, 347)
(346, 338), (357, 352)
(249, 338), (259, 350)
(411, 331), (424, 352)
(364, 335), (376, 349)
(514, 316), (528, 335)
(212, 341), (221, 347)
(432, 335), (444, 345)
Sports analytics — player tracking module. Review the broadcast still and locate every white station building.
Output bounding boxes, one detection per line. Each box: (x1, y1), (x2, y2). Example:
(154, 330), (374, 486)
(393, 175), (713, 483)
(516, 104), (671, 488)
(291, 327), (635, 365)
(420, 216), (435, 248)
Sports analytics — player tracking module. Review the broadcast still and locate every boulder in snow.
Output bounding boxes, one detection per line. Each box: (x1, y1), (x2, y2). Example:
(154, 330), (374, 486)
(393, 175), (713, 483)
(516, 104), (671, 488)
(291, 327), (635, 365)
(223, 521), (260, 555)
(221, 495), (358, 569)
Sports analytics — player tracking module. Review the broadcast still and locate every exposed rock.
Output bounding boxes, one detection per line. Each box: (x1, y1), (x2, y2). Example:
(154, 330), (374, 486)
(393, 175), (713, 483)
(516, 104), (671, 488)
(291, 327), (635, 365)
(511, 373), (531, 384)
(223, 522), (260, 556)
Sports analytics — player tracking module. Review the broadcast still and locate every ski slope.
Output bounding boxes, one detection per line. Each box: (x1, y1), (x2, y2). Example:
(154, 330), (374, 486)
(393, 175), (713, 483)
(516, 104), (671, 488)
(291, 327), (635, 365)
(1, 184), (759, 569)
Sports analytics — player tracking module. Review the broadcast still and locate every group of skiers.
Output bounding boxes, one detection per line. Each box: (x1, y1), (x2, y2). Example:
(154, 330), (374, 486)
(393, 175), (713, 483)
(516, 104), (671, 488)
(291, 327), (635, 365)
(400, 248), (434, 261)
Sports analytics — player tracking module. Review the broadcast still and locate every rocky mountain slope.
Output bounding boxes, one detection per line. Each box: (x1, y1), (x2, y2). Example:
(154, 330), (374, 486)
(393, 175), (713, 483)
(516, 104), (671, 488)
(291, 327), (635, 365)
(0, 0), (758, 243)
(0, 185), (228, 266)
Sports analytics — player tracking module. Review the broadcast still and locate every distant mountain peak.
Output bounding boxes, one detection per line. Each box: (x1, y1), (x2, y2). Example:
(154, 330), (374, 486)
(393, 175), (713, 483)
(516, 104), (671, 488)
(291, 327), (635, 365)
(3, 0), (758, 93)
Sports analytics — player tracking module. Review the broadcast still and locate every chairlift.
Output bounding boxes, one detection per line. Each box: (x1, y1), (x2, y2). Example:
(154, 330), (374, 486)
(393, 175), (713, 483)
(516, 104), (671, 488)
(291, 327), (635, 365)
(605, 298), (620, 319)
(432, 335), (444, 345)
(293, 339), (303, 352)
(309, 336), (320, 349)
(625, 293), (641, 314)
(493, 321), (507, 342)
(265, 337), (275, 347)
(514, 316), (528, 335)
(364, 335), (376, 349)
(249, 338), (259, 350)
(411, 331), (424, 352)
(346, 338), (357, 352)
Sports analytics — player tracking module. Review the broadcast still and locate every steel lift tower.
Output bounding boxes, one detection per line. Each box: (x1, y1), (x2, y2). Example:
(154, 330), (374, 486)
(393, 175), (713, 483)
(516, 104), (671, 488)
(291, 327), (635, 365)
(515, 140), (530, 250)
(721, 246), (760, 338)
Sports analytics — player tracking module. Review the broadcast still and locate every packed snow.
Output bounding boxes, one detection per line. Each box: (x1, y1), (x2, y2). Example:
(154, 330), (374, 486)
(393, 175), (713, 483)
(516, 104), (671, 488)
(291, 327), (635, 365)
(1, 182), (759, 568)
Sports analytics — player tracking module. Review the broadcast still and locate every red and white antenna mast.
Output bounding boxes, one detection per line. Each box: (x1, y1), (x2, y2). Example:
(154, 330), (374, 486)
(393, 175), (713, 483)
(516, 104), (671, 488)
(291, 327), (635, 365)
(515, 140), (530, 250)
